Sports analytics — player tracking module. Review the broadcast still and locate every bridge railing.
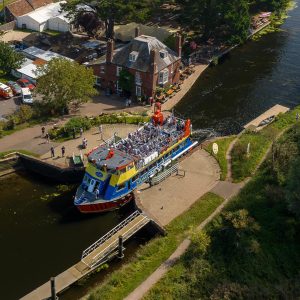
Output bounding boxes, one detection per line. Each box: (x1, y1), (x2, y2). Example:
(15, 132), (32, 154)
(81, 210), (141, 260)
(150, 163), (179, 186)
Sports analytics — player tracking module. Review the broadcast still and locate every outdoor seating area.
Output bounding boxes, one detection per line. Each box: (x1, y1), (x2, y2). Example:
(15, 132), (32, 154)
(154, 82), (183, 103)
(251, 12), (271, 30)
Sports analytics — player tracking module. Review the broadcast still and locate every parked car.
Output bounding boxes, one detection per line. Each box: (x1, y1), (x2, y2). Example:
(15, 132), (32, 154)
(17, 79), (35, 91)
(6, 81), (22, 96)
(21, 88), (33, 104)
(0, 82), (13, 99)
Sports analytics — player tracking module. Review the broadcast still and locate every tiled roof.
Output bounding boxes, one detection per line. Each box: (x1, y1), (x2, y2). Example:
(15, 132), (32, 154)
(112, 35), (179, 73)
(6, 0), (34, 17)
(6, 0), (53, 17)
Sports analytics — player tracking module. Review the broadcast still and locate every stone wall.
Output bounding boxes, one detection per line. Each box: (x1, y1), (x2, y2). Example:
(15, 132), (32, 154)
(0, 21), (16, 32)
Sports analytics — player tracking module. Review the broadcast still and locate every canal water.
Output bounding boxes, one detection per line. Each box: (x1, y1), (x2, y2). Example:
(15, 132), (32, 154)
(1, 3), (300, 300)
(0, 171), (140, 300)
(177, 3), (300, 135)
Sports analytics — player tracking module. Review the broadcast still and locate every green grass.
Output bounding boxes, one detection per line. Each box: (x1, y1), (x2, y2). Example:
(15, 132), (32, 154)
(204, 136), (236, 180)
(231, 105), (300, 182)
(86, 193), (224, 300)
(44, 30), (62, 36)
(0, 149), (39, 159)
(144, 127), (300, 299)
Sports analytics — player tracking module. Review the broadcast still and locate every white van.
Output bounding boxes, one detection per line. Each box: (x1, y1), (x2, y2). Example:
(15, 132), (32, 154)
(21, 88), (33, 104)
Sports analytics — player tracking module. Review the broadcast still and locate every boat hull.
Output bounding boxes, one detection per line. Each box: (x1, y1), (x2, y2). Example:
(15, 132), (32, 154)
(76, 194), (133, 213)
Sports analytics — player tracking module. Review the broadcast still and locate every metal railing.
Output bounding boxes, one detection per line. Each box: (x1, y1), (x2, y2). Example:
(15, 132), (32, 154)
(150, 163), (179, 186)
(81, 210), (142, 260)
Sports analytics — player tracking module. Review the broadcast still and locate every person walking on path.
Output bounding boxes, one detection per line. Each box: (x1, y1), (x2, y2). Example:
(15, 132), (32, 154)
(73, 128), (76, 139)
(296, 112), (299, 121)
(61, 146), (65, 157)
(41, 126), (45, 137)
(80, 127), (83, 137)
(99, 124), (103, 140)
(50, 146), (55, 158)
(128, 98), (132, 107)
(45, 132), (50, 143)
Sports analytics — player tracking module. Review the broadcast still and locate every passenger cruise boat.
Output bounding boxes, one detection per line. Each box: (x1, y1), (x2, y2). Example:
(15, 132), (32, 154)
(74, 110), (197, 213)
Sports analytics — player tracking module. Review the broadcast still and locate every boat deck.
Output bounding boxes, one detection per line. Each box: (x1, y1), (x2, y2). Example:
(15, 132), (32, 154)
(244, 104), (289, 130)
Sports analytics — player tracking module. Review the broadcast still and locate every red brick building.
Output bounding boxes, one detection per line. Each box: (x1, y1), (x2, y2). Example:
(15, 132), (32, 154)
(90, 31), (182, 101)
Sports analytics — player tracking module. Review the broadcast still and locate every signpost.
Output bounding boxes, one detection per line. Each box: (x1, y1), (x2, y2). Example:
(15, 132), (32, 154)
(212, 143), (218, 155)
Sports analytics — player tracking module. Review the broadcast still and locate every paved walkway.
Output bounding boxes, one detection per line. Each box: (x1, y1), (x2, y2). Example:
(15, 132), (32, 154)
(137, 149), (220, 226)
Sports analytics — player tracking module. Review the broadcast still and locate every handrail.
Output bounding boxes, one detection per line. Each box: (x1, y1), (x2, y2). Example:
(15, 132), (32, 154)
(81, 210), (141, 259)
(151, 163), (179, 185)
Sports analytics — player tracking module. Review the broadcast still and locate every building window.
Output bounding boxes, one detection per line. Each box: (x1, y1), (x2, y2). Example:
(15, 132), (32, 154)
(136, 85), (142, 97)
(159, 50), (168, 59)
(95, 76), (101, 86)
(116, 66), (122, 76)
(129, 51), (138, 62)
(158, 69), (169, 85)
(135, 72), (141, 85)
(100, 65), (105, 74)
(171, 64), (173, 74)
(116, 81), (122, 93)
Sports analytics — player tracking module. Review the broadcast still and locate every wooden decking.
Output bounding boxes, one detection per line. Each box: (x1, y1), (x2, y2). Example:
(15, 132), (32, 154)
(21, 211), (151, 300)
(244, 104), (290, 130)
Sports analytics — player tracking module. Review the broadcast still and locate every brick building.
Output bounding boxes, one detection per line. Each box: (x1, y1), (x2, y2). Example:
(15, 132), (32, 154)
(90, 30), (182, 101)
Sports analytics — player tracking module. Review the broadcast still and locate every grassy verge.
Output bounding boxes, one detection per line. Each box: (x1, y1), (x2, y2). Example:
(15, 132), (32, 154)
(231, 106), (300, 182)
(86, 193), (224, 300)
(204, 136), (236, 180)
(144, 126), (300, 299)
(0, 149), (39, 159)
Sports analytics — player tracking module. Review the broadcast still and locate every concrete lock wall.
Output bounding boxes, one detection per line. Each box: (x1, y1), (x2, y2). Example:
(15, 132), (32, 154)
(18, 154), (85, 183)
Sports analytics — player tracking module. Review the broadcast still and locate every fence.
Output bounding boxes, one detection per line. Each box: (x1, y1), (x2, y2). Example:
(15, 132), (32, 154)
(0, 21), (16, 32)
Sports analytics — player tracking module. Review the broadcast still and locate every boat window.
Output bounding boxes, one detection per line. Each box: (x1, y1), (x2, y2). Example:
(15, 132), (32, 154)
(132, 174), (139, 182)
(117, 182), (126, 191)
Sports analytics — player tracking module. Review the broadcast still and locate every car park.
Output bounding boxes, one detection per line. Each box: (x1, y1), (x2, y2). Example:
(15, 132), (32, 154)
(0, 82), (14, 99)
(17, 79), (35, 91)
(21, 88), (33, 104)
(6, 81), (22, 96)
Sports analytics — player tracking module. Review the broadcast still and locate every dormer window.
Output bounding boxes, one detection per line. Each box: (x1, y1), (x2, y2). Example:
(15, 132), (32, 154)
(159, 50), (168, 59)
(129, 51), (138, 62)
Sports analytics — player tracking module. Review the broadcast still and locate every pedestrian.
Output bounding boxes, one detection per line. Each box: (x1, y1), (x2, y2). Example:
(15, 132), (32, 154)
(41, 126), (45, 137)
(95, 187), (99, 199)
(128, 98), (132, 107)
(73, 128), (76, 139)
(99, 124), (103, 140)
(61, 146), (65, 157)
(80, 127), (83, 137)
(50, 146), (55, 158)
(45, 132), (50, 143)
(296, 112), (299, 121)
(125, 98), (129, 107)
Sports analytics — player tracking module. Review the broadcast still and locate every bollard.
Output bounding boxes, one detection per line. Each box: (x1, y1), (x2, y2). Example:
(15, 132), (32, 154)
(50, 277), (56, 300)
(118, 235), (124, 259)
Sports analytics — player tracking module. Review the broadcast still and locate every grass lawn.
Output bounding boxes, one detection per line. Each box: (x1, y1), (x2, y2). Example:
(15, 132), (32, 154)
(86, 193), (224, 300)
(231, 105), (300, 182)
(0, 149), (39, 159)
(144, 127), (300, 299)
(204, 136), (236, 180)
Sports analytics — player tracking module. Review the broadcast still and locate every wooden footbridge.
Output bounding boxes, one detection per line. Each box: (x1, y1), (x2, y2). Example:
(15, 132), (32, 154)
(21, 210), (151, 300)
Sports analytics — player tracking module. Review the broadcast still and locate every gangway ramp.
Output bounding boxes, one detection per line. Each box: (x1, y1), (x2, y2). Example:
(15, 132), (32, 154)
(21, 210), (151, 300)
(81, 210), (150, 268)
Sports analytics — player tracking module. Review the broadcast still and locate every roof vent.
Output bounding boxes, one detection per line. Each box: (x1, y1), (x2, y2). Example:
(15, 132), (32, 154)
(159, 50), (168, 59)
(129, 51), (138, 62)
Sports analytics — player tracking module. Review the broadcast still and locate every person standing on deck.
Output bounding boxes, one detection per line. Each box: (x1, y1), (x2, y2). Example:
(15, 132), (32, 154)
(51, 146), (55, 158)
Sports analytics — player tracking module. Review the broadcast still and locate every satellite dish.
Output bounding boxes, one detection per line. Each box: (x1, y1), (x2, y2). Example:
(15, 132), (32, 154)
(212, 143), (218, 154)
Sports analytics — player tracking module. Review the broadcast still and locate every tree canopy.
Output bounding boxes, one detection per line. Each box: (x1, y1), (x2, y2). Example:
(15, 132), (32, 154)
(35, 58), (97, 114)
(0, 41), (25, 75)
(62, 0), (160, 39)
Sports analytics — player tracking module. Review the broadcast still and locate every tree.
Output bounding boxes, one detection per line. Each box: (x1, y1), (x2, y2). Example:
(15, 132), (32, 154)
(0, 41), (25, 75)
(35, 58), (97, 114)
(119, 69), (134, 94)
(62, 0), (160, 39)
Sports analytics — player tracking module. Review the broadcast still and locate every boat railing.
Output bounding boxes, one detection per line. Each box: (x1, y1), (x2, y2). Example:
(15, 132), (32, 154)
(150, 162), (179, 186)
(81, 210), (141, 259)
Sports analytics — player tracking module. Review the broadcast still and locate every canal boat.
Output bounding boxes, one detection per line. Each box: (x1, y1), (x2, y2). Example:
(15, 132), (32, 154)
(74, 110), (197, 213)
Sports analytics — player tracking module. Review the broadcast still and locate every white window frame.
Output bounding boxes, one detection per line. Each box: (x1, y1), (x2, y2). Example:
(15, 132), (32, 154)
(136, 85), (142, 97)
(135, 71), (141, 85)
(158, 69), (169, 85)
(129, 52), (138, 62)
(100, 65), (105, 74)
(95, 76), (101, 87)
(116, 81), (122, 93)
(159, 50), (168, 59)
(116, 66), (122, 76)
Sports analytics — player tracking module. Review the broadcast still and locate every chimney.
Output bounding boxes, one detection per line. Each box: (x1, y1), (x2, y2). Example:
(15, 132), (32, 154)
(135, 27), (140, 38)
(175, 33), (182, 58)
(150, 49), (158, 74)
(106, 39), (114, 63)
